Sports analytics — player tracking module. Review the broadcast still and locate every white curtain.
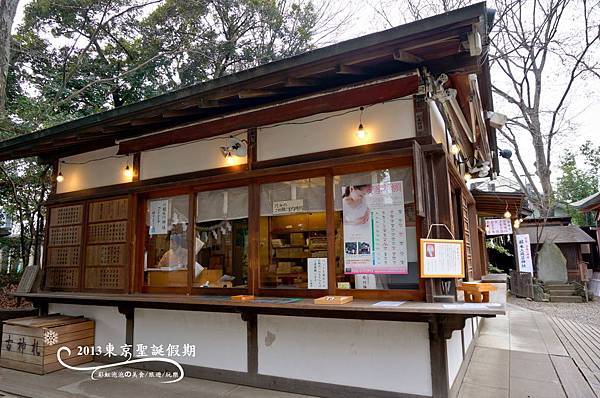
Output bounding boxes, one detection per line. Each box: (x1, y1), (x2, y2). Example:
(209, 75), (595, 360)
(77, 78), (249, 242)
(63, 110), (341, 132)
(260, 177), (326, 216)
(197, 186), (248, 222)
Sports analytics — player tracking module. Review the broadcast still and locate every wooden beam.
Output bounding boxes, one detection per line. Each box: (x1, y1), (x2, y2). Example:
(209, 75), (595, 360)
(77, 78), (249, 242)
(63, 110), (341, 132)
(284, 77), (318, 87)
(393, 49), (424, 63)
(335, 64), (366, 75)
(130, 117), (164, 126)
(200, 98), (243, 108)
(118, 73), (418, 154)
(162, 108), (201, 118)
(238, 89), (285, 99)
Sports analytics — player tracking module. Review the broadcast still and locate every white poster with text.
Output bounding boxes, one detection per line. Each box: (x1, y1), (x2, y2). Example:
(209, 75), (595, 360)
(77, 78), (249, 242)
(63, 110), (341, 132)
(516, 234), (533, 273)
(342, 182), (408, 275)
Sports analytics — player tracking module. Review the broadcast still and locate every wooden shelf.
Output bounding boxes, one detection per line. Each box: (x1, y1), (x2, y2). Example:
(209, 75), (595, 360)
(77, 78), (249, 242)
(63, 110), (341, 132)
(271, 229), (326, 234)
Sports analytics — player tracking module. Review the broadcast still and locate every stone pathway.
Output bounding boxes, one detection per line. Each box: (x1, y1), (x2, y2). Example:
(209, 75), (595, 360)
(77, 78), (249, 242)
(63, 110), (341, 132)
(0, 365), (314, 398)
(458, 304), (597, 398)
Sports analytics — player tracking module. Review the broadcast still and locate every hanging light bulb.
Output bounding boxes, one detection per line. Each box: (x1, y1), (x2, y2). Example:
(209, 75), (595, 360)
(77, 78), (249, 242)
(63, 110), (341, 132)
(513, 219), (521, 229)
(56, 172), (64, 183)
(450, 143), (460, 155)
(123, 163), (133, 179)
(355, 106), (367, 140)
(463, 172), (472, 182)
(503, 210), (512, 219)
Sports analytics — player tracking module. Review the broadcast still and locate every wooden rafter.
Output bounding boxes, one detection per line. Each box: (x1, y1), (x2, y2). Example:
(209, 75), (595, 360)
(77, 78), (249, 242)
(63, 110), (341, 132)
(335, 64), (366, 75)
(393, 49), (424, 63)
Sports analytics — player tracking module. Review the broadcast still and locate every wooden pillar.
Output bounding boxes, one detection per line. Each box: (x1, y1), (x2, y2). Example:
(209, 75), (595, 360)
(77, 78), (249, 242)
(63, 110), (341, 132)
(424, 150), (456, 302)
(413, 95), (431, 137)
(247, 128), (257, 170)
(132, 152), (141, 182)
(242, 311), (258, 374)
(429, 315), (450, 398)
(119, 305), (135, 347)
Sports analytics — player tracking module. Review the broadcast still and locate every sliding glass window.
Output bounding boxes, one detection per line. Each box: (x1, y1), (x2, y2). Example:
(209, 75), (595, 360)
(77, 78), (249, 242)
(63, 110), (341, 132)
(194, 186), (249, 288)
(144, 195), (190, 288)
(259, 177), (327, 289)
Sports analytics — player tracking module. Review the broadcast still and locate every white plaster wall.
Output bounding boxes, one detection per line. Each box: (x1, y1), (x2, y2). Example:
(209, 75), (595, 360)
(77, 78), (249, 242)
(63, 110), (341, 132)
(446, 329), (463, 388)
(257, 315), (431, 396)
(57, 146), (133, 193)
(133, 309), (247, 371)
(464, 318), (474, 351)
(48, 304), (126, 349)
(140, 132), (246, 180)
(257, 99), (415, 161)
(429, 101), (447, 148)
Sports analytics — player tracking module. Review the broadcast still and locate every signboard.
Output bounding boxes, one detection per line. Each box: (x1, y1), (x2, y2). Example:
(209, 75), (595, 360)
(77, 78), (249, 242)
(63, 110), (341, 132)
(273, 199), (304, 215)
(149, 199), (169, 235)
(420, 238), (465, 278)
(485, 218), (513, 235)
(516, 234), (533, 274)
(355, 274), (377, 289)
(307, 258), (328, 289)
(342, 182), (408, 275)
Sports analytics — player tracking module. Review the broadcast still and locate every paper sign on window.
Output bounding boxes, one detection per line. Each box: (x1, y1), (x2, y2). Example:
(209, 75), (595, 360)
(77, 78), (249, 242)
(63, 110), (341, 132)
(149, 199), (169, 235)
(307, 258), (327, 289)
(272, 199), (304, 215)
(342, 182), (408, 275)
(420, 238), (464, 278)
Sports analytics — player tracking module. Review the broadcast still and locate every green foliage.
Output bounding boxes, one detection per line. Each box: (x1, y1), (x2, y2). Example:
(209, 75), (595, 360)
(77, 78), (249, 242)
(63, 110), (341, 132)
(556, 140), (599, 226)
(0, 268), (22, 288)
(0, 0), (330, 268)
(486, 240), (513, 257)
(8, 0), (323, 128)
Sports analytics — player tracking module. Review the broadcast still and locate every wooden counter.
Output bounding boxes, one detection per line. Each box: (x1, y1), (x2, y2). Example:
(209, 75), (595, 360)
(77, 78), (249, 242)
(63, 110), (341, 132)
(12, 291), (504, 321)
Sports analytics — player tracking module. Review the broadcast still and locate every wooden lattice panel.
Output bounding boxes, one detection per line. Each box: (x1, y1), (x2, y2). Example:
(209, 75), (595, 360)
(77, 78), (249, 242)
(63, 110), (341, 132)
(87, 221), (128, 244)
(48, 226), (82, 247)
(85, 244), (127, 267)
(84, 267), (125, 290)
(88, 198), (129, 223)
(45, 267), (80, 289)
(49, 205), (83, 226)
(47, 246), (80, 268)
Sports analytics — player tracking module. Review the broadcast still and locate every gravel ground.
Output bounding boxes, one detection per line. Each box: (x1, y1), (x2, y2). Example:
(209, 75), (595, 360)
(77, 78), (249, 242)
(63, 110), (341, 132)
(508, 294), (600, 326)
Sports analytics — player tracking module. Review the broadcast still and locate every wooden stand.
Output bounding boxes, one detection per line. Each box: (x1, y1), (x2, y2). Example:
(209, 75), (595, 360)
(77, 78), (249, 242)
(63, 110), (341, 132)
(457, 283), (496, 303)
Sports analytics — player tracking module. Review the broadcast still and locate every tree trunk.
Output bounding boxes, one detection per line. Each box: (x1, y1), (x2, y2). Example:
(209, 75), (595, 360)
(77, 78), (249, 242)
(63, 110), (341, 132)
(0, 0), (19, 114)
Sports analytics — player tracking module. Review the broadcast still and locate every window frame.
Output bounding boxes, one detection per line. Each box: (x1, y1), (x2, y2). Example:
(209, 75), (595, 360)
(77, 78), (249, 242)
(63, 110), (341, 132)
(133, 154), (425, 300)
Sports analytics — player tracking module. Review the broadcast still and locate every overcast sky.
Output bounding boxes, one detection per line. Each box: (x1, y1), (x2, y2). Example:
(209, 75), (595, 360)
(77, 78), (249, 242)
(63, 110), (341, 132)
(12, 1), (599, 188)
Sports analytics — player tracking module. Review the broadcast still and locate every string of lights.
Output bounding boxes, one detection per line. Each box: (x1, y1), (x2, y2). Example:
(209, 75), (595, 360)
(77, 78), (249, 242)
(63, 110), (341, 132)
(55, 95), (415, 183)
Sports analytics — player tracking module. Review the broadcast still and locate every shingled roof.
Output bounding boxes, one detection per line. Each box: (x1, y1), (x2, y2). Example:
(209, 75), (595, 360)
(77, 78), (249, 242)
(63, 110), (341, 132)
(518, 225), (595, 245)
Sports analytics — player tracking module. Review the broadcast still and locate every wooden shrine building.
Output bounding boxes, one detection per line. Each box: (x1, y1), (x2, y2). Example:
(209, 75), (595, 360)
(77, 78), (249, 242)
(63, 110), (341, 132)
(1, 3), (503, 398)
